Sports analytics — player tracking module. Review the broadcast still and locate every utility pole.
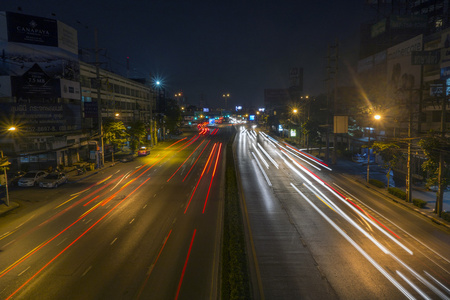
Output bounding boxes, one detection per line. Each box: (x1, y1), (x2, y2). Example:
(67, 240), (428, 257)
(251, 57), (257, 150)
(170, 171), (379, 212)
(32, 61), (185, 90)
(325, 41), (339, 164)
(149, 73), (154, 147)
(325, 46), (331, 162)
(1, 151), (10, 206)
(436, 80), (447, 217)
(406, 87), (413, 203)
(95, 29), (104, 168)
(332, 40), (339, 165)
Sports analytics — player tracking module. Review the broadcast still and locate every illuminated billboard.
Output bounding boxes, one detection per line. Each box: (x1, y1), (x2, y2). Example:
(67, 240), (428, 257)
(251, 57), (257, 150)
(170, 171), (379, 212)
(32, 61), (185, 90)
(0, 12), (80, 100)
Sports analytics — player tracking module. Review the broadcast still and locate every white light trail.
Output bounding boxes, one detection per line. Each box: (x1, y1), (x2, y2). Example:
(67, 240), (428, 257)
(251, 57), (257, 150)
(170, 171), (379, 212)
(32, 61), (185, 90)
(246, 130), (256, 142)
(424, 271), (450, 295)
(252, 152), (272, 187)
(257, 143), (279, 169)
(252, 143), (269, 169)
(392, 255), (448, 300)
(280, 147), (322, 171)
(291, 183), (415, 300)
(396, 270), (430, 300)
(260, 131), (279, 149)
(281, 150), (413, 255)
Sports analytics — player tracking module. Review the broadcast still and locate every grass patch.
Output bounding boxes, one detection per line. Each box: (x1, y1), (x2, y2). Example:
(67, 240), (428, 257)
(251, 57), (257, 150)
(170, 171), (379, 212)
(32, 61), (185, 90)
(221, 134), (251, 300)
(387, 187), (406, 200)
(368, 179), (385, 188)
(441, 211), (450, 222)
(412, 198), (427, 208)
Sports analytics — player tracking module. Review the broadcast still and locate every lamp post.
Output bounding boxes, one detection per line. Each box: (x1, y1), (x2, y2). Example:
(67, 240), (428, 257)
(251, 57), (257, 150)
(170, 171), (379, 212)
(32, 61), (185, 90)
(1, 126), (16, 206)
(174, 92), (183, 106)
(222, 93), (230, 110)
(367, 114), (381, 183)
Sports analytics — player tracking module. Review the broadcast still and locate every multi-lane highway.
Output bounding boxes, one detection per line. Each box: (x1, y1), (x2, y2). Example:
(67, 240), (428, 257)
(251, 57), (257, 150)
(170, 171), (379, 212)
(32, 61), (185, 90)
(0, 126), (233, 300)
(1, 123), (449, 300)
(236, 126), (450, 299)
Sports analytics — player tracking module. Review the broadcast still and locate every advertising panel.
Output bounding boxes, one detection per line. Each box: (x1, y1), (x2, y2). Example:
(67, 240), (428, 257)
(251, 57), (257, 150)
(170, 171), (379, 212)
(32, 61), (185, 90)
(57, 20), (78, 55)
(5, 12), (58, 46)
(387, 35), (422, 100)
(0, 12), (80, 100)
(0, 103), (81, 133)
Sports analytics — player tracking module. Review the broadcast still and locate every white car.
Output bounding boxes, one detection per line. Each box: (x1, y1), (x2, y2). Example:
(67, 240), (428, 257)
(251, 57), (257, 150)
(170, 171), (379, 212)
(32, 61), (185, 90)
(17, 171), (48, 187)
(39, 172), (68, 188)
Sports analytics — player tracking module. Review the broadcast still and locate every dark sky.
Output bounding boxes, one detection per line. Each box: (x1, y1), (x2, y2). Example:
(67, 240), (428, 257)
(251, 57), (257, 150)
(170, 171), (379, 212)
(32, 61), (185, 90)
(1, 1), (373, 109)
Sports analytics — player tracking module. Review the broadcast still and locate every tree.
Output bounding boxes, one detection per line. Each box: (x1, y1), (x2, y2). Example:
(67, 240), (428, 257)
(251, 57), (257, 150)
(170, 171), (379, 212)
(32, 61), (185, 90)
(165, 98), (182, 133)
(103, 120), (128, 153)
(127, 121), (146, 151)
(419, 131), (450, 216)
(373, 141), (402, 188)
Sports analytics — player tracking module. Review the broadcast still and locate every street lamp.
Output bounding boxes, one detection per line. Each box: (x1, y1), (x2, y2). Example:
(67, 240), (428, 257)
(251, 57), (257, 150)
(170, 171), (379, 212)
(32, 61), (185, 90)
(1, 126), (17, 206)
(222, 93), (230, 110)
(367, 114), (381, 182)
(174, 92), (183, 106)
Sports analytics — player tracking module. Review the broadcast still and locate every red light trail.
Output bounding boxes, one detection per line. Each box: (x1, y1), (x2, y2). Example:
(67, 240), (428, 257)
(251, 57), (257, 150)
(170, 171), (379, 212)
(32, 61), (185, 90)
(174, 229), (197, 300)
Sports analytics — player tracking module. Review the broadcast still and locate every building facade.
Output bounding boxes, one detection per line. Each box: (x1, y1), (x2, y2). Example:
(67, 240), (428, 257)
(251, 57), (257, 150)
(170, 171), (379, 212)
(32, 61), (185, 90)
(0, 11), (154, 171)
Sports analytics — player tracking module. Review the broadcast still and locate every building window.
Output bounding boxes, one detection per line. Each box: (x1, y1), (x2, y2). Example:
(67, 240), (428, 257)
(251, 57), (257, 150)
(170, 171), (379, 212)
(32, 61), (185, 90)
(436, 19), (443, 28)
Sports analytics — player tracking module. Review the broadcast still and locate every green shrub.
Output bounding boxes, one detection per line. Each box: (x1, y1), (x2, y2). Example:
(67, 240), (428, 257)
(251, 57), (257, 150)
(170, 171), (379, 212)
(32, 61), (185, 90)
(412, 198), (427, 208)
(441, 211), (450, 222)
(369, 179), (385, 188)
(387, 187), (406, 200)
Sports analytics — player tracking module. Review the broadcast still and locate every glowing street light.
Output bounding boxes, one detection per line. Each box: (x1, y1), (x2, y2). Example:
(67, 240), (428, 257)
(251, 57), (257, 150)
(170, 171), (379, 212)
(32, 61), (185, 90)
(367, 114), (381, 182)
(1, 126), (17, 206)
(222, 93), (230, 110)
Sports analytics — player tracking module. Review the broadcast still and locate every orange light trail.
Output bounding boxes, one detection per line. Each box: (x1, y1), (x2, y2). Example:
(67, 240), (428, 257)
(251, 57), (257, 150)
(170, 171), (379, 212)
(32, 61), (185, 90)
(203, 143), (222, 213)
(182, 140), (211, 182)
(164, 137), (187, 150)
(207, 143), (218, 174)
(167, 140), (205, 182)
(6, 178), (151, 300)
(0, 176), (122, 257)
(176, 135), (199, 151)
(0, 173), (141, 279)
(101, 177), (137, 206)
(184, 143), (217, 214)
(174, 229), (197, 300)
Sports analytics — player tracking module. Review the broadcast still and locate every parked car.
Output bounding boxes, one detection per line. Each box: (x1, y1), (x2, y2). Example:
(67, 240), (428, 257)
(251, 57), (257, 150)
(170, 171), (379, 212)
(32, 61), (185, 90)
(137, 146), (150, 156)
(39, 172), (68, 188)
(0, 171), (26, 188)
(17, 170), (47, 187)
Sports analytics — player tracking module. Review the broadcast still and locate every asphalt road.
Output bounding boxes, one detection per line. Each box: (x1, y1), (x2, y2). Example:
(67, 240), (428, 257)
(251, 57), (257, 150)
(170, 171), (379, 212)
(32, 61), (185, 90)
(236, 126), (450, 300)
(0, 125), (233, 300)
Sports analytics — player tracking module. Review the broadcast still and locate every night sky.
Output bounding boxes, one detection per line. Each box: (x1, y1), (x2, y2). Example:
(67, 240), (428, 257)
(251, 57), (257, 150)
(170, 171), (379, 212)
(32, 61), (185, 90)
(1, 1), (372, 109)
